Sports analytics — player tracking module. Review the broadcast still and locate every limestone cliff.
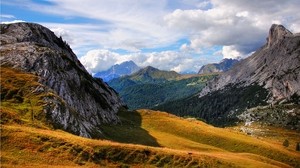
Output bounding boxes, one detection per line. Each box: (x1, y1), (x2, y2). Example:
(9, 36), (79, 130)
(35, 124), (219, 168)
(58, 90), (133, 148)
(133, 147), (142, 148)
(200, 24), (300, 103)
(0, 22), (126, 138)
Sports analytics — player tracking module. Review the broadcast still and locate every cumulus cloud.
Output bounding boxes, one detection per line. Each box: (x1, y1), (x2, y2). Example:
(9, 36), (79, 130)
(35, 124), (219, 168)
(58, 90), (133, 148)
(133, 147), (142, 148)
(165, 0), (300, 58)
(3, 0), (300, 71)
(222, 46), (241, 59)
(79, 50), (119, 73)
(80, 49), (203, 74)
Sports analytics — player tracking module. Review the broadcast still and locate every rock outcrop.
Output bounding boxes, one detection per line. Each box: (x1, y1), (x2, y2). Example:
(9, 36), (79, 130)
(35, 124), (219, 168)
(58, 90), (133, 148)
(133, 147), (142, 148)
(198, 58), (239, 74)
(200, 24), (300, 103)
(0, 22), (126, 138)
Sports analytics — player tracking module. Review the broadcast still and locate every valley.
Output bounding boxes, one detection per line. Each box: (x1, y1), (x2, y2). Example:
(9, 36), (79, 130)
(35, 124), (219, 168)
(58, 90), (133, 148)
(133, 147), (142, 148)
(108, 66), (216, 109)
(1, 22), (300, 168)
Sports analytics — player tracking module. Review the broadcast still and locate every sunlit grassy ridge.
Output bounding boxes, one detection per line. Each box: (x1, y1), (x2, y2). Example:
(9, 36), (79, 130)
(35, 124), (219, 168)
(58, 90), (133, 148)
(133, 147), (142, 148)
(1, 123), (293, 168)
(102, 109), (300, 167)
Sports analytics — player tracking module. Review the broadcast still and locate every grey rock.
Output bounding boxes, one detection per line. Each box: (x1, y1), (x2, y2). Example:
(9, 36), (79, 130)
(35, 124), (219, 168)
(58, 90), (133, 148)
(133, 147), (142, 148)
(200, 24), (300, 103)
(198, 58), (240, 74)
(0, 22), (126, 138)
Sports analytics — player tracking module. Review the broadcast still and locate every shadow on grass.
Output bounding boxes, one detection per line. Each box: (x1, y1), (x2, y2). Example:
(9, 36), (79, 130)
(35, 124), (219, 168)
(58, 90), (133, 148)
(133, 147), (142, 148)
(100, 110), (160, 147)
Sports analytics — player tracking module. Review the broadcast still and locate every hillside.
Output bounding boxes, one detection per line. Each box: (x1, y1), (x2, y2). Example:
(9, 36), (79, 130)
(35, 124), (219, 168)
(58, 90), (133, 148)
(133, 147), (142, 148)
(94, 60), (140, 82)
(0, 22), (126, 138)
(108, 66), (215, 109)
(198, 58), (239, 74)
(155, 24), (300, 129)
(2, 108), (300, 167)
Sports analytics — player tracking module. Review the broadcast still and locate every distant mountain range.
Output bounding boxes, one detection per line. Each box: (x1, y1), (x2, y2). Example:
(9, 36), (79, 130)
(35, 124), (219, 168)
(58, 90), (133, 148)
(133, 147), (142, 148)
(94, 60), (140, 82)
(108, 66), (215, 109)
(155, 24), (300, 129)
(198, 58), (240, 74)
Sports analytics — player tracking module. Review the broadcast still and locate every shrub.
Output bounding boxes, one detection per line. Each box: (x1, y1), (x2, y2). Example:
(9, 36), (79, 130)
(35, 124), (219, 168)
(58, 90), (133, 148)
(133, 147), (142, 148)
(283, 139), (289, 147)
(296, 142), (300, 151)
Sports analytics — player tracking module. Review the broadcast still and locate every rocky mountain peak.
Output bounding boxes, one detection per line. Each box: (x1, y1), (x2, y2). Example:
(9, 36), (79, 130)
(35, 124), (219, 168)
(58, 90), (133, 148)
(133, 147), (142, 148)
(199, 24), (300, 103)
(94, 60), (140, 82)
(0, 22), (126, 138)
(267, 24), (293, 48)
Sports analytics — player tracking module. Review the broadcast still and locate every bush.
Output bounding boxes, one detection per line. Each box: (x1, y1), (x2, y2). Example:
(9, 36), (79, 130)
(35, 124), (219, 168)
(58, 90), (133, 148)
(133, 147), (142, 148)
(283, 139), (289, 147)
(296, 142), (300, 151)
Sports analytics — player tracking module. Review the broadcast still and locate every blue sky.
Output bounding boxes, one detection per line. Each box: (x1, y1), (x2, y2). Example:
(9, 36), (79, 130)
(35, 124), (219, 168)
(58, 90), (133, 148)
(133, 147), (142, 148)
(1, 0), (300, 73)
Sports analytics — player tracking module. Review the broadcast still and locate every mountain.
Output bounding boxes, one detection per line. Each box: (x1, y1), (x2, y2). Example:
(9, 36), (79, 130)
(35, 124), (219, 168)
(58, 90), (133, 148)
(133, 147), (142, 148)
(155, 24), (300, 129)
(198, 58), (240, 74)
(1, 23), (300, 168)
(94, 60), (140, 82)
(0, 22), (126, 138)
(108, 66), (215, 109)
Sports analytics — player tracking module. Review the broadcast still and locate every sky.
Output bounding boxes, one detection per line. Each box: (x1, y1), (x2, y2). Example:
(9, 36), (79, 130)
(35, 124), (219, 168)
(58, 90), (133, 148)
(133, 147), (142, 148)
(1, 0), (300, 73)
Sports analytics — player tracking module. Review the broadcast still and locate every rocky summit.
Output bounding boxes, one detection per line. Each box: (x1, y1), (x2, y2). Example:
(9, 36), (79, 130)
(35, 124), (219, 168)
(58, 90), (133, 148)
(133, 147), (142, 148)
(200, 24), (300, 103)
(0, 22), (126, 138)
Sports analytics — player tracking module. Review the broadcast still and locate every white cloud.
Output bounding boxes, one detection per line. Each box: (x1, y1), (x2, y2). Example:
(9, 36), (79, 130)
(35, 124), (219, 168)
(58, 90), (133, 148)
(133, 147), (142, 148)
(165, 0), (300, 58)
(80, 49), (203, 73)
(222, 46), (241, 59)
(3, 0), (300, 72)
(51, 27), (74, 44)
(1, 20), (25, 24)
(80, 50), (119, 73)
(20, 0), (181, 52)
(1, 14), (16, 19)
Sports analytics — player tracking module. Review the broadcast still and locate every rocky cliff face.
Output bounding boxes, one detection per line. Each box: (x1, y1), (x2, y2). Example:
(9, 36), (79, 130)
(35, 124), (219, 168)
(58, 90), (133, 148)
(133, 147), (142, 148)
(0, 22), (126, 138)
(200, 24), (300, 103)
(198, 58), (239, 74)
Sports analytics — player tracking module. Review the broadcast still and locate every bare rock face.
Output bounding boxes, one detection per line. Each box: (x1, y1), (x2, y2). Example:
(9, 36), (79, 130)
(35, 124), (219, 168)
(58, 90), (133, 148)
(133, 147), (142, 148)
(198, 58), (239, 74)
(267, 24), (293, 48)
(0, 23), (126, 138)
(200, 24), (300, 103)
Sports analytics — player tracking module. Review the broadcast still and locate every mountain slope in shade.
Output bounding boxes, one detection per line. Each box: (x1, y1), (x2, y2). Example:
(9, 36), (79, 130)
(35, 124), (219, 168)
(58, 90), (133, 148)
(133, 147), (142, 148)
(155, 24), (300, 129)
(198, 58), (240, 74)
(0, 22), (126, 138)
(94, 60), (140, 82)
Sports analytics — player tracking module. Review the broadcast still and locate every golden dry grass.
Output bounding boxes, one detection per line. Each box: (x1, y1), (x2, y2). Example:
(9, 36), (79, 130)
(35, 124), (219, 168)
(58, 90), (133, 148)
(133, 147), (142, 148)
(1, 124), (293, 168)
(1, 67), (299, 167)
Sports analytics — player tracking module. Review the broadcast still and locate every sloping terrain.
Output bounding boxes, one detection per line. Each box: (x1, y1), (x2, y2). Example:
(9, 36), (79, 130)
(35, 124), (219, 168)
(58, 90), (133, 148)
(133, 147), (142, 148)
(198, 58), (239, 74)
(1, 108), (299, 167)
(108, 66), (215, 109)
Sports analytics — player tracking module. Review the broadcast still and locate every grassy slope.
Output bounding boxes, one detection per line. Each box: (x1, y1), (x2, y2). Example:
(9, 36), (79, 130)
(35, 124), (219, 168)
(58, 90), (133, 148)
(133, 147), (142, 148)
(0, 118), (293, 168)
(1, 67), (299, 167)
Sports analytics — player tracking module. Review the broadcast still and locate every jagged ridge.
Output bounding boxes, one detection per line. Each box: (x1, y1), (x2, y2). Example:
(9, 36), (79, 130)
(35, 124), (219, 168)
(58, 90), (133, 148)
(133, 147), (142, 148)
(200, 24), (300, 103)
